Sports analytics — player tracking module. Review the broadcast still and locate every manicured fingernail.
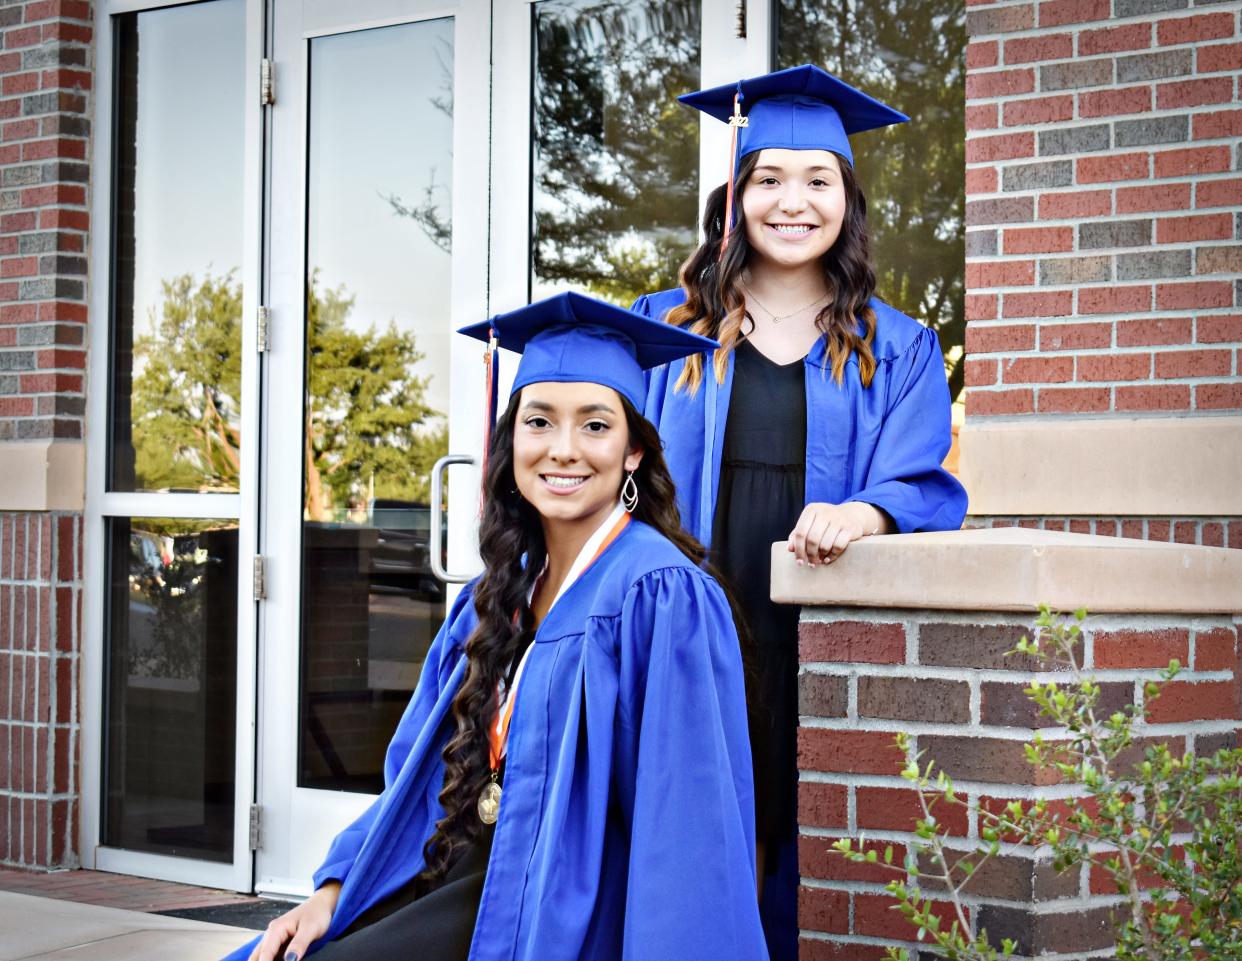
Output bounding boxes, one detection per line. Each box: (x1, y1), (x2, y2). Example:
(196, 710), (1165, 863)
(286, 953), (299, 961)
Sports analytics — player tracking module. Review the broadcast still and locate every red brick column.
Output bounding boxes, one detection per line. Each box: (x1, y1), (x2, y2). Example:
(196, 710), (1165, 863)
(796, 609), (1240, 959)
(964, 512), (1242, 548)
(0, 513), (82, 868)
(0, 0), (94, 869)
(963, 1), (1242, 545)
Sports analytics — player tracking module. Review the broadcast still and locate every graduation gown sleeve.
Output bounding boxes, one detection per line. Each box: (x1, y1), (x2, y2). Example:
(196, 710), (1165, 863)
(848, 323), (967, 533)
(614, 566), (767, 961)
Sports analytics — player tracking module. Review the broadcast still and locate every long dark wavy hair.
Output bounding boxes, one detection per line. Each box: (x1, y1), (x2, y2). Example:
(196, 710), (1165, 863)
(666, 150), (878, 393)
(413, 390), (735, 890)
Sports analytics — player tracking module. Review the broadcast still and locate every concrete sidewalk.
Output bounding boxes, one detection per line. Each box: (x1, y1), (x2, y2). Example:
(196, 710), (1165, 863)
(0, 890), (255, 960)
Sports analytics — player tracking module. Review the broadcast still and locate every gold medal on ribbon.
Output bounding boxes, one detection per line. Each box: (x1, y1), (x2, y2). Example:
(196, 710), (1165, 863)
(478, 777), (502, 825)
(476, 513), (631, 826)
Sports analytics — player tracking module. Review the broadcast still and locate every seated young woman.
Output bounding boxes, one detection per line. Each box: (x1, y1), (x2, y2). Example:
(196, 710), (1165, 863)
(223, 291), (768, 961)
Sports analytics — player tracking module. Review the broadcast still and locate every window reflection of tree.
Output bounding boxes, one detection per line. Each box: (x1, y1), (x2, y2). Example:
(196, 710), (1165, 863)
(384, 35), (454, 256)
(302, 271), (447, 523)
(777, 0), (966, 400)
(531, 0), (701, 306)
(128, 272), (447, 506)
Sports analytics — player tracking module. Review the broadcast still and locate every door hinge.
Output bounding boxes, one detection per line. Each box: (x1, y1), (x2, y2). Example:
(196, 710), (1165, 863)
(249, 804), (263, 851)
(256, 305), (271, 353)
(252, 555), (267, 601)
(260, 58), (275, 106)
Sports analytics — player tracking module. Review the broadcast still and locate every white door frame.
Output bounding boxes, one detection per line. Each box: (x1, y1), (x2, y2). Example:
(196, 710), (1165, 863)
(81, 0), (266, 891)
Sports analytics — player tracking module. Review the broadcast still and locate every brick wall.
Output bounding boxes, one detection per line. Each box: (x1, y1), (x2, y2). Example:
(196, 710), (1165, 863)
(0, 0), (92, 439)
(796, 608), (1240, 960)
(965, 1), (1241, 420)
(965, 513), (1242, 546)
(963, 0), (1242, 543)
(0, 1), (94, 869)
(0, 512), (82, 869)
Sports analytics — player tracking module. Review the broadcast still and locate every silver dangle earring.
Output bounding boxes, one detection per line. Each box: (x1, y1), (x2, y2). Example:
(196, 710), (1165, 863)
(621, 470), (639, 513)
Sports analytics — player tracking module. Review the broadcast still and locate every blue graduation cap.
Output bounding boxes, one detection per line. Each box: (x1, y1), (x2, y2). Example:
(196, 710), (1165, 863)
(679, 63), (909, 170)
(459, 291), (718, 419)
(678, 64), (908, 254)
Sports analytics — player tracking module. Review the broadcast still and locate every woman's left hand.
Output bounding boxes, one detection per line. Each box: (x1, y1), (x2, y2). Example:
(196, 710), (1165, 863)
(787, 501), (886, 565)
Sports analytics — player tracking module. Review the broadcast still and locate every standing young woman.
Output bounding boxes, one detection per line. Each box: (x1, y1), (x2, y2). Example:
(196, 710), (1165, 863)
(224, 293), (768, 961)
(633, 65), (969, 961)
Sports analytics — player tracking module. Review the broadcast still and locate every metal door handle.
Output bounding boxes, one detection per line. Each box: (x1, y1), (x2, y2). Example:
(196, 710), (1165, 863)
(430, 454), (477, 583)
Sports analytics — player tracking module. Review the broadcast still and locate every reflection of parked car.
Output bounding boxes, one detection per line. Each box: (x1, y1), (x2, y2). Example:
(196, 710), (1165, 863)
(129, 530), (166, 592)
(367, 499), (445, 601)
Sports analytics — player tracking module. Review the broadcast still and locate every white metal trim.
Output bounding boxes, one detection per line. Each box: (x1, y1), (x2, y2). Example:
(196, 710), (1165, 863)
(229, 0), (267, 894)
(80, 0), (113, 864)
(96, 492), (243, 519)
(301, 3), (459, 38)
(94, 845), (243, 891)
(486, 0), (531, 316)
(254, 0), (314, 888)
(103, 0), (219, 14)
(443, 0), (491, 586)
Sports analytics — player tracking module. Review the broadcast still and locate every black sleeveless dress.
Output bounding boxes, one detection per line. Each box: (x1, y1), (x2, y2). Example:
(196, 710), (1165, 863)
(711, 338), (807, 853)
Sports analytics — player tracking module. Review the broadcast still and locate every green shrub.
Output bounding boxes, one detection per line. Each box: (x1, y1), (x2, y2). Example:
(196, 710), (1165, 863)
(832, 607), (1242, 961)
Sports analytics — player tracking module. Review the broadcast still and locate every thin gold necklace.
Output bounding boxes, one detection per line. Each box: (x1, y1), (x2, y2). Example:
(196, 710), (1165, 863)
(742, 282), (831, 324)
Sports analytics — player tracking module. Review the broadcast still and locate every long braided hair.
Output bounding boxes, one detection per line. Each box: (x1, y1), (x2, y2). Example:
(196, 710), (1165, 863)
(413, 389), (725, 890)
(666, 150), (879, 394)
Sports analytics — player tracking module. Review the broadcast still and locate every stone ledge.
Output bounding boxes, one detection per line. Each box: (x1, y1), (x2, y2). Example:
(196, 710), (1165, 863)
(0, 440), (85, 511)
(959, 415), (1242, 516)
(770, 527), (1242, 615)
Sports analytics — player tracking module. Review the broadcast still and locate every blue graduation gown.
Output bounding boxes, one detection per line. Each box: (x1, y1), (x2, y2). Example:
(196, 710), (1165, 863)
(221, 520), (767, 961)
(632, 288), (968, 545)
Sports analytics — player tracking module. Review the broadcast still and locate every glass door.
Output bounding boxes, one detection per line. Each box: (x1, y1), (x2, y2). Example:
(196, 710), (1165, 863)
(256, 0), (770, 896)
(83, 0), (265, 891)
(255, 0), (491, 895)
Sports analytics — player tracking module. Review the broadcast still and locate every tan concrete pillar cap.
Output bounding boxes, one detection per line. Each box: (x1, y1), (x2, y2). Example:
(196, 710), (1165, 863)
(770, 528), (1242, 614)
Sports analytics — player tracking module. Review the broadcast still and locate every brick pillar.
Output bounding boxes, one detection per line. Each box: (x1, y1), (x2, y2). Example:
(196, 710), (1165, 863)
(0, 513), (82, 868)
(777, 529), (1242, 959)
(961, 2), (1242, 547)
(0, 0), (94, 869)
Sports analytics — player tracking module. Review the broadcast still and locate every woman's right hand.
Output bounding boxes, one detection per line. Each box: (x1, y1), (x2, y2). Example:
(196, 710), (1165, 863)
(248, 880), (341, 961)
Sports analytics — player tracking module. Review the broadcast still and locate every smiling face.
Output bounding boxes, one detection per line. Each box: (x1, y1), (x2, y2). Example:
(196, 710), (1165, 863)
(512, 381), (643, 537)
(740, 148), (848, 271)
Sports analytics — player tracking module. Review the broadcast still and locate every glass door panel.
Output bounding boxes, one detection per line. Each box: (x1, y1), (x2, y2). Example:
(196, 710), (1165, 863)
(88, 0), (261, 892)
(258, 0), (488, 895)
(299, 20), (453, 794)
(530, 0), (701, 305)
(108, 0), (247, 494)
(103, 517), (239, 861)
